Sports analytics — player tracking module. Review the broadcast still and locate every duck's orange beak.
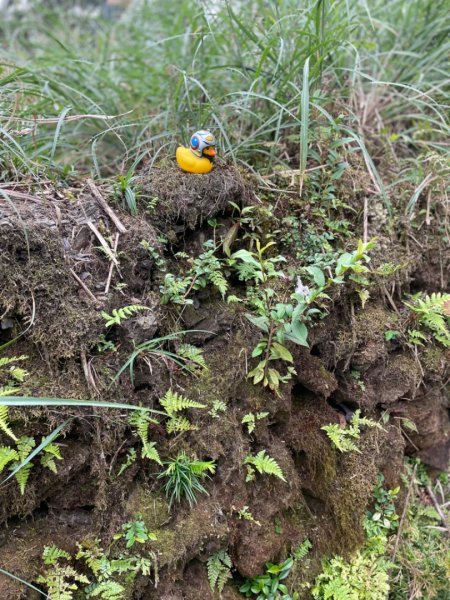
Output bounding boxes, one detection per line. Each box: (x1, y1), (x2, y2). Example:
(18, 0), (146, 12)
(203, 146), (217, 157)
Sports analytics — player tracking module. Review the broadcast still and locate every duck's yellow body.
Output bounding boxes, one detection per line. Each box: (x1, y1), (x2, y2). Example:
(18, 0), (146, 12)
(176, 146), (214, 174)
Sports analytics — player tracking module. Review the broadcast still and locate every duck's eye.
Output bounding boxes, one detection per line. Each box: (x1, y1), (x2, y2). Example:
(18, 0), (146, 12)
(191, 136), (200, 148)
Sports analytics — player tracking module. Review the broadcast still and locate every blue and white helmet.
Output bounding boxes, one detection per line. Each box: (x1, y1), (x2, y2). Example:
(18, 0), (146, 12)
(189, 130), (217, 157)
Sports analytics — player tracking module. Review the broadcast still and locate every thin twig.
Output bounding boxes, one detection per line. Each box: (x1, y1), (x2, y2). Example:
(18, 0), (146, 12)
(426, 484), (450, 535)
(80, 350), (99, 397)
(0, 188), (42, 203)
(87, 220), (119, 266)
(392, 464), (417, 561)
(104, 233), (120, 295)
(69, 268), (99, 304)
(87, 178), (127, 234)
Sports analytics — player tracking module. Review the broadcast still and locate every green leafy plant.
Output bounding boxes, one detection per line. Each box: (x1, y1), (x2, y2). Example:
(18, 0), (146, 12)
(160, 240), (227, 305)
(242, 411), (269, 434)
(230, 240), (315, 392)
(240, 556), (297, 599)
(364, 474), (399, 537)
(114, 520), (157, 549)
(160, 388), (206, 433)
(231, 239), (375, 393)
(207, 549), (232, 594)
(404, 292), (450, 347)
(234, 505), (261, 527)
(101, 304), (149, 328)
(140, 239), (166, 272)
(244, 450), (286, 483)
(158, 451), (216, 508)
(322, 410), (382, 454)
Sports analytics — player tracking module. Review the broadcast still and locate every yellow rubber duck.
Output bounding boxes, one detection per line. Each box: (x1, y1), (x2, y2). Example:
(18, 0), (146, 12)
(176, 130), (217, 174)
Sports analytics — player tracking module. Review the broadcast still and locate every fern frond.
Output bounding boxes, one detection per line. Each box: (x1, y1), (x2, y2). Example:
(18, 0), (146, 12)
(90, 580), (125, 599)
(101, 305), (149, 327)
(166, 415), (196, 434)
(12, 436), (36, 494)
(207, 549), (232, 593)
(142, 441), (162, 465)
(16, 436), (36, 459)
(0, 446), (18, 472)
(0, 405), (18, 441)
(160, 389), (206, 415)
(42, 545), (71, 565)
(14, 462), (33, 495)
(189, 459), (216, 476)
(129, 410), (157, 444)
(177, 344), (207, 370)
(210, 270), (228, 296)
(0, 355), (28, 368)
(244, 450), (286, 482)
(293, 539), (312, 560)
(322, 423), (361, 453)
(0, 385), (20, 397)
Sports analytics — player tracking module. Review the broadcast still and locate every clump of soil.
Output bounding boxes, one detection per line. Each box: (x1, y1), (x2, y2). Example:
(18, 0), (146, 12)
(139, 162), (254, 230)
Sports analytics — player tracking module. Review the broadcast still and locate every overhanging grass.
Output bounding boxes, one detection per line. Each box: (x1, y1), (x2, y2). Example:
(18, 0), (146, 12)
(0, 0), (447, 201)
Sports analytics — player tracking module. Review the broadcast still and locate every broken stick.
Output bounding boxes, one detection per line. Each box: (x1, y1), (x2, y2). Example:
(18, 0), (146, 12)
(87, 178), (127, 234)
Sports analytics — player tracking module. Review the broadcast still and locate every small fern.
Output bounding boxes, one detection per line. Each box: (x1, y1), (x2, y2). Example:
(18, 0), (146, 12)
(13, 436), (36, 494)
(101, 305), (149, 327)
(160, 389), (206, 414)
(244, 450), (286, 482)
(117, 448), (137, 477)
(38, 545), (89, 600)
(128, 410), (161, 465)
(242, 411), (269, 435)
(160, 389), (206, 434)
(89, 580), (125, 599)
(209, 399), (227, 418)
(40, 441), (63, 474)
(209, 270), (228, 297)
(0, 445), (18, 471)
(43, 545), (71, 564)
(292, 539), (312, 560)
(405, 292), (450, 347)
(177, 344), (207, 371)
(322, 410), (382, 454)
(207, 549), (232, 594)
(0, 405), (18, 441)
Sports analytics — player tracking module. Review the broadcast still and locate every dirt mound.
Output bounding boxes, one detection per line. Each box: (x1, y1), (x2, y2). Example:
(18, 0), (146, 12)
(0, 162), (449, 598)
(139, 162), (254, 230)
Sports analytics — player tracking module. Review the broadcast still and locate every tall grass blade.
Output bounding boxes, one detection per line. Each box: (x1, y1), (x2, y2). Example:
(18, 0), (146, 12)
(299, 56), (310, 196)
(0, 568), (48, 598)
(0, 396), (164, 414)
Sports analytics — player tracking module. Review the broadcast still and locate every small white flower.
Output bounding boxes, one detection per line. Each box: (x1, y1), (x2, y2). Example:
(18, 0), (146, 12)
(295, 277), (310, 297)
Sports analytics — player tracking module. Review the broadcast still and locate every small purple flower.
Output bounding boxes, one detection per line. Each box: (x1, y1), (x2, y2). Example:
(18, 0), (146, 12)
(295, 277), (310, 297)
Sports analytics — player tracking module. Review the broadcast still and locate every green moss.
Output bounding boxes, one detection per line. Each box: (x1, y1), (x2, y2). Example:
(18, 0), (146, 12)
(421, 346), (445, 373)
(126, 486), (170, 531)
